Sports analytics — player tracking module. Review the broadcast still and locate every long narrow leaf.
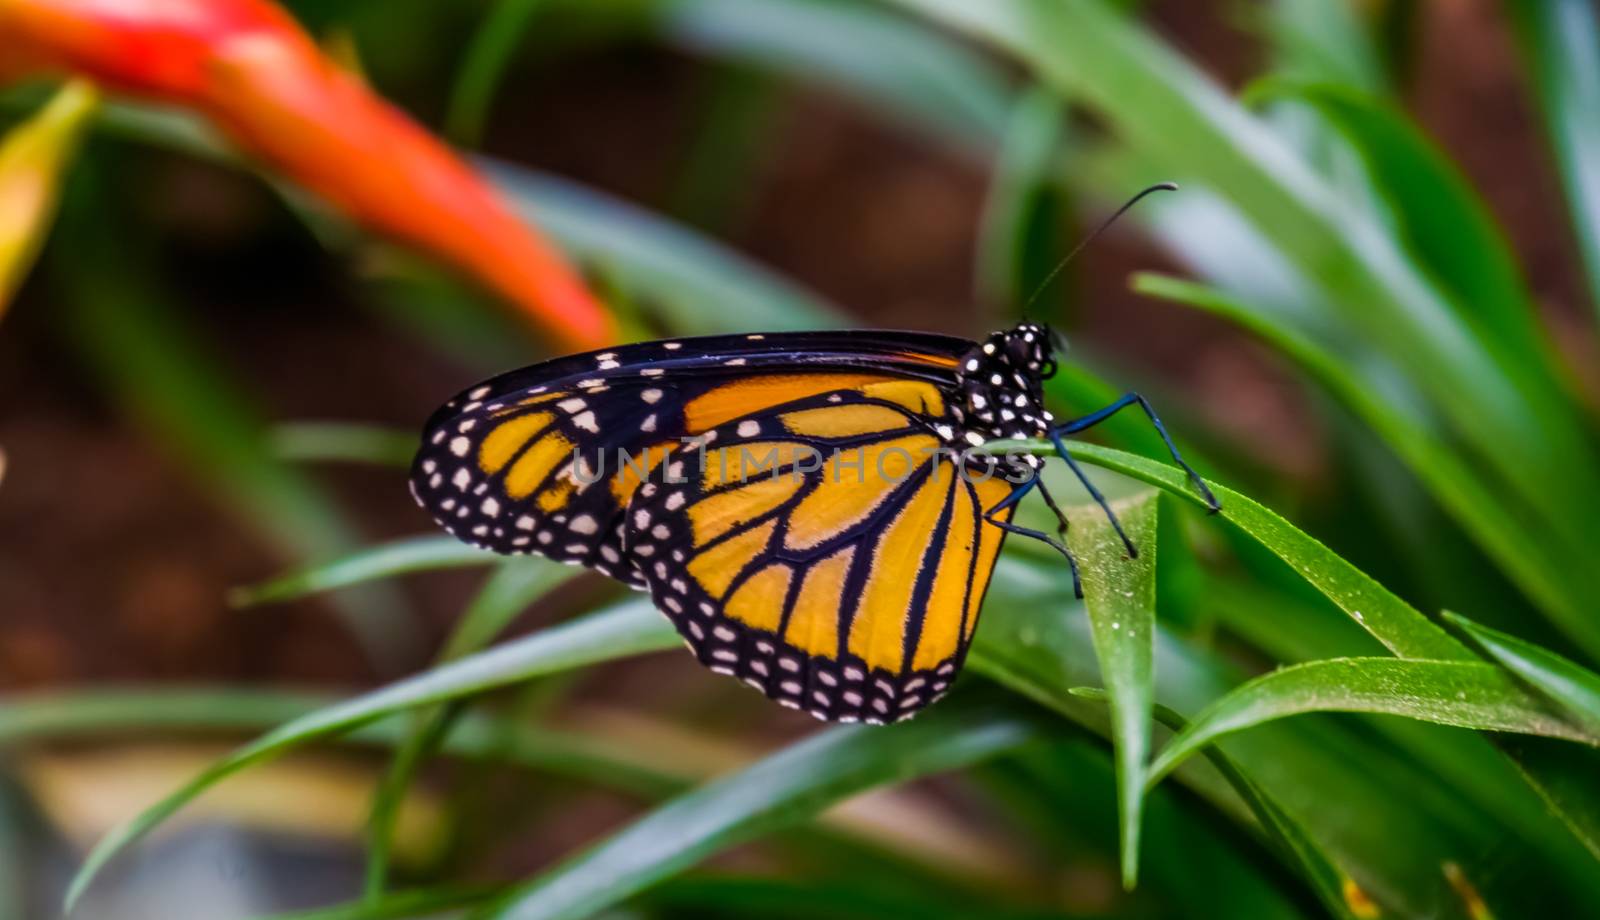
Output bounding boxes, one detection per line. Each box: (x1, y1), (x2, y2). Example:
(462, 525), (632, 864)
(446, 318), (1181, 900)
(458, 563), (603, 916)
(0, 688), (686, 799)
(890, 0), (1600, 603)
(1147, 658), (1597, 786)
(1505, 0), (1600, 316)
(270, 421), (417, 468)
(52, 172), (420, 668)
(483, 691), (1044, 920)
(1067, 490), (1158, 887)
(1132, 272), (1600, 651)
(64, 602), (679, 911)
(1074, 688), (1361, 920)
(446, 0), (554, 146)
(992, 438), (1467, 660)
(660, 0), (1013, 152)
(365, 559), (578, 896)
(231, 536), (496, 608)
(482, 160), (844, 332)
(1250, 80), (1553, 372)
(1446, 612), (1600, 737)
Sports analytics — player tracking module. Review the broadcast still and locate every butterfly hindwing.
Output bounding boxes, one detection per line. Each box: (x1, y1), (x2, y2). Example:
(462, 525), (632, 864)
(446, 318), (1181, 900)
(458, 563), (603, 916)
(624, 389), (1016, 723)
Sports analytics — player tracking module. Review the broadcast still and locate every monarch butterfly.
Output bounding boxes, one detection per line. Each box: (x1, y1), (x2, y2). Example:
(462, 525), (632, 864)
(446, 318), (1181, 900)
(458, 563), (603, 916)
(410, 193), (1217, 724)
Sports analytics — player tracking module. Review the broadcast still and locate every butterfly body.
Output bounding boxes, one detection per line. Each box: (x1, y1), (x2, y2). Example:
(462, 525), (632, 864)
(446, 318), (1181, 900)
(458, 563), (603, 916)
(411, 322), (1213, 723)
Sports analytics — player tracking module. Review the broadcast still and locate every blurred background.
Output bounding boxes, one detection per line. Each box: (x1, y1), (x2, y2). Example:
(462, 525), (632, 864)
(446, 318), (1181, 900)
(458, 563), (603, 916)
(4, 1), (1600, 918)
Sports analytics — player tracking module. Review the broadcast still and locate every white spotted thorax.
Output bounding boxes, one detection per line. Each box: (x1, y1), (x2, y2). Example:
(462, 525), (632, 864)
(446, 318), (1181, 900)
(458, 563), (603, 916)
(949, 321), (1057, 473)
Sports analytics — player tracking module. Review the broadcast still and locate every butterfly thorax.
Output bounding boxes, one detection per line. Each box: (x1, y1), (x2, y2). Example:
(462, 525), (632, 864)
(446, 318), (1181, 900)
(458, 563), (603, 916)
(947, 322), (1054, 472)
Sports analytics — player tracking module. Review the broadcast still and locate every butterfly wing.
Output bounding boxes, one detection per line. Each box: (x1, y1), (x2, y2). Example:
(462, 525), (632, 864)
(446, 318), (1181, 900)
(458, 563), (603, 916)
(623, 387), (1017, 723)
(410, 330), (972, 587)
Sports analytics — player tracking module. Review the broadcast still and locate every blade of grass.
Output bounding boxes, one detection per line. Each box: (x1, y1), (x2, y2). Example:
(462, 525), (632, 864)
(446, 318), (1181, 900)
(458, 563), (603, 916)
(640, 873), (1062, 920)
(263, 886), (500, 920)
(659, 0), (1012, 153)
(976, 552), (1591, 911)
(1066, 490), (1159, 888)
(0, 776), (32, 920)
(1256, 0), (1385, 92)
(1005, 445), (1600, 887)
(270, 421), (417, 468)
(1498, 737), (1600, 863)
(64, 600), (679, 912)
(665, 63), (780, 232)
(481, 159), (844, 332)
(229, 536), (496, 608)
(34, 98), (848, 342)
(446, 0), (554, 147)
(1246, 79), (1556, 374)
(364, 559), (578, 898)
(0, 688), (687, 799)
(1147, 658), (1598, 787)
(993, 438), (1467, 660)
(1505, 0), (1600, 317)
(52, 165), (420, 669)
(891, 0), (1600, 605)
(975, 741), (1309, 919)
(975, 86), (1069, 313)
(1132, 272), (1600, 654)
(481, 690), (1044, 920)
(1445, 612), (1600, 737)
(1074, 688), (1361, 920)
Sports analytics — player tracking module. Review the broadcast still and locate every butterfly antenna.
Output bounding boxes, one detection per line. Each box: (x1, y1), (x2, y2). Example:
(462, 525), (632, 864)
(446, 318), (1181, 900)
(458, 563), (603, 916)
(1021, 182), (1179, 318)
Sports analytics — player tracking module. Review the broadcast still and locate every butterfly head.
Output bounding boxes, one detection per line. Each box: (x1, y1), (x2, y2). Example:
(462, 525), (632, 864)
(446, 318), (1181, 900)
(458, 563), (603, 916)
(953, 321), (1057, 445)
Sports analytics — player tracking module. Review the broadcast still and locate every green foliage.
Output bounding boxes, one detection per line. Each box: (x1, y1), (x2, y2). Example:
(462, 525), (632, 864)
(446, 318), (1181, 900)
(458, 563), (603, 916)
(13, 0), (1600, 917)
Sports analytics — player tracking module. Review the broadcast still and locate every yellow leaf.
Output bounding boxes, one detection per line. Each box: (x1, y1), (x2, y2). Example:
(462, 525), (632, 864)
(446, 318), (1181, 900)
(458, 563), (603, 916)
(0, 79), (99, 318)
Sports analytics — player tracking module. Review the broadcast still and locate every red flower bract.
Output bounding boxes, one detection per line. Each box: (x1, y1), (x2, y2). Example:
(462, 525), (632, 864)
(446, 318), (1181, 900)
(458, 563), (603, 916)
(0, 0), (617, 351)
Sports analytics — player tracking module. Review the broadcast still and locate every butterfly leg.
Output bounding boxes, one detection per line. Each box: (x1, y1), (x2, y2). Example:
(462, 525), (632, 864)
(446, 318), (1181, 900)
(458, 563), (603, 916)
(983, 475), (1083, 598)
(1047, 429), (1137, 559)
(1051, 392), (1221, 513)
(1032, 474), (1072, 540)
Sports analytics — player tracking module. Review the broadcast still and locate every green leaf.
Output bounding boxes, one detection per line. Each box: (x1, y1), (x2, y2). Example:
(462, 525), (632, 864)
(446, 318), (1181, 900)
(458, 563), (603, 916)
(975, 86), (1069, 313)
(64, 602), (679, 912)
(1498, 737), (1600, 863)
(1445, 612), (1600, 738)
(996, 438), (1468, 661)
(446, 0), (553, 146)
(0, 688), (687, 798)
(889, 0), (1600, 624)
(364, 558), (579, 897)
(480, 159), (845, 333)
(35, 98), (847, 343)
(1505, 0), (1600, 317)
(640, 873), (1058, 920)
(260, 886), (498, 920)
(1074, 688), (1361, 920)
(1067, 490), (1158, 888)
(1147, 658), (1598, 787)
(659, 0), (1013, 152)
(1131, 272), (1600, 654)
(52, 169), (420, 669)
(229, 535), (496, 608)
(482, 691), (1044, 920)
(270, 421), (417, 468)
(1257, 0), (1385, 92)
(1247, 79), (1553, 373)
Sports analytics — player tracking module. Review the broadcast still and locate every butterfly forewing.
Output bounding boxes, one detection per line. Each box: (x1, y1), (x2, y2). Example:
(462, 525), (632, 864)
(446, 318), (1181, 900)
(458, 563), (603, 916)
(410, 332), (972, 580)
